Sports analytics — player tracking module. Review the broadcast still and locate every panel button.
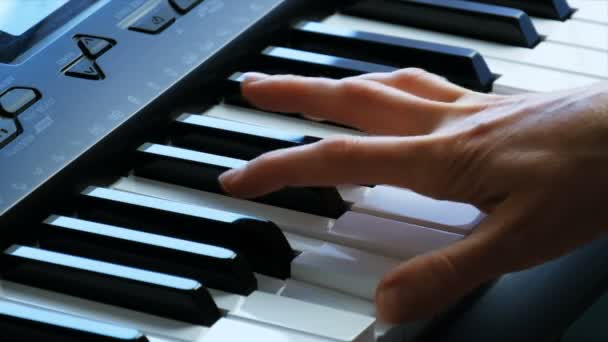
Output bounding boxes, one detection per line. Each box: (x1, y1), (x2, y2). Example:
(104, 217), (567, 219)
(129, 3), (176, 34)
(170, 0), (204, 13)
(77, 36), (113, 58)
(65, 58), (104, 80)
(0, 88), (39, 118)
(0, 118), (19, 148)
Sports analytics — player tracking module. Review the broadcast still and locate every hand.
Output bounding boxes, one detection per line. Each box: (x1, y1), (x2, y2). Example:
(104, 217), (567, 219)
(218, 69), (608, 323)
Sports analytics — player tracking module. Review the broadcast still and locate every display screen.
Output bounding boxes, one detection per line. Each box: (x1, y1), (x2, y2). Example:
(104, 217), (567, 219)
(0, 0), (101, 64)
(0, 0), (70, 36)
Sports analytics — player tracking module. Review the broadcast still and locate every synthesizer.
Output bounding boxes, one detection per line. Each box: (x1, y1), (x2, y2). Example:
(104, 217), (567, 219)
(0, 0), (607, 341)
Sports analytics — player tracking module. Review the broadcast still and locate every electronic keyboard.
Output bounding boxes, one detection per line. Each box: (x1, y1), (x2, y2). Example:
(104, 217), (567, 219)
(1, 0), (607, 341)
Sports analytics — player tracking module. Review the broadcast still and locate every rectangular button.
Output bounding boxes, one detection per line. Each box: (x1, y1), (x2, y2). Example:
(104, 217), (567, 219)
(1, 245), (220, 325)
(76, 186), (294, 279)
(40, 215), (257, 295)
(134, 143), (348, 218)
(129, 2), (176, 34)
(0, 299), (148, 342)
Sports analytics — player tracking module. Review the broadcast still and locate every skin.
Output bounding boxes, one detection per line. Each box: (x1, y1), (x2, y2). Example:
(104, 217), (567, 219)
(218, 68), (608, 324)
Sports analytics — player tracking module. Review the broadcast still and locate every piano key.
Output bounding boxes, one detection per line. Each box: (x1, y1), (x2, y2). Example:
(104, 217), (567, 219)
(203, 317), (337, 342)
(1, 283), (340, 342)
(0, 299), (148, 342)
(210, 289), (375, 342)
(205, 104), (365, 138)
(342, 0), (541, 47)
(76, 186), (294, 279)
(533, 17), (608, 52)
(134, 143), (348, 218)
(39, 215), (257, 295)
(172, 114), (320, 160)
(287, 232), (400, 300)
(323, 14), (607, 83)
(288, 21), (494, 92)
(2, 281), (211, 342)
(571, 1), (608, 25)
(113, 176), (463, 260)
(472, 0), (573, 20)
(353, 185), (483, 234)
(254, 272), (377, 319)
(257, 46), (396, 78)
(0, 245), (221, 325)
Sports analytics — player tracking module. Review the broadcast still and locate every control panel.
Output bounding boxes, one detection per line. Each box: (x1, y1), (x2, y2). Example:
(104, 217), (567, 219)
(0, 0), (311, 219)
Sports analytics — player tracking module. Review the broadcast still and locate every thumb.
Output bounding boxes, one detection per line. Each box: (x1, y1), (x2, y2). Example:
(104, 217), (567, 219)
(375, 203), (517, 323)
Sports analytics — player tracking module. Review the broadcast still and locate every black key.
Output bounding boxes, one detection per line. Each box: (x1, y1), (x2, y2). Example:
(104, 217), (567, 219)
(0, 245), (220, 325)
(343, 0), (541, 48)
(257, 46), (396, 79)
(471, 0), (573, 20)
(1, 300), (149, 342)
(40, 215), (257, 295)
(134, 143), (348, 218)
(0, 300), (148, 342)
(288, 21), (494, 92)
(172, 114), (321, 160)
(76, 186), (294, 279)
(170, 0), (204, 13)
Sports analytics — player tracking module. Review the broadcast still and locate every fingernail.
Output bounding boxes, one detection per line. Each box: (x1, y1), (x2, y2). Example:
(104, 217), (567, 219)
(218, 169), (240, 194)
(242, 72), (269, 84)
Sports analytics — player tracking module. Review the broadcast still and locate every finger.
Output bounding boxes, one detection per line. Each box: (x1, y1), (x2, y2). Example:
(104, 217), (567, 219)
(351, 68), (470, 103)
(219, 135), (461, 202)
(241, 73), (469, 135)
(374, 192), (586, 323)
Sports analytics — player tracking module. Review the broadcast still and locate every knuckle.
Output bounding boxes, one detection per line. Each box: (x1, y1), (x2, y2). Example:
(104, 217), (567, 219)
(395, 68), (432, 83)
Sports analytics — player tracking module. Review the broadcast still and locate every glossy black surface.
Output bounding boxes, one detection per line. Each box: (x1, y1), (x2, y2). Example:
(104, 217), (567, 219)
(471, 0), (573, 20)
(40, 215), (257, 295)
(257, 45), (396, 79)
(0, 299), (148, 342)
(173, 114), (320, 160)
(134, 143), (348, 218)
(76, 186), (294, 279)
(1, 245), (221, 325)
(344, 0), (541, 47)
(288, 21), (494, 92)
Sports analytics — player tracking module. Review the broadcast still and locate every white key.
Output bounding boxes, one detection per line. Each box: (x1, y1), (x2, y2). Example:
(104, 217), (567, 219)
(207, 104), (365, 138)
(204, 318), (336, 342)
(281, 278), (377, 317)
(112, 176), (462, 258)
(571, 1), (608, 25)
(533, 17), (608, 52)
(323, 14), (605, 87)
(353, 186), (483, 234)
(287, 232), (399, 300)
(210, 289), (375, 342)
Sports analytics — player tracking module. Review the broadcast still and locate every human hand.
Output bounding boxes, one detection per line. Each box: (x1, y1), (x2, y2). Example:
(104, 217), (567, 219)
(218, 69), (608, 323)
